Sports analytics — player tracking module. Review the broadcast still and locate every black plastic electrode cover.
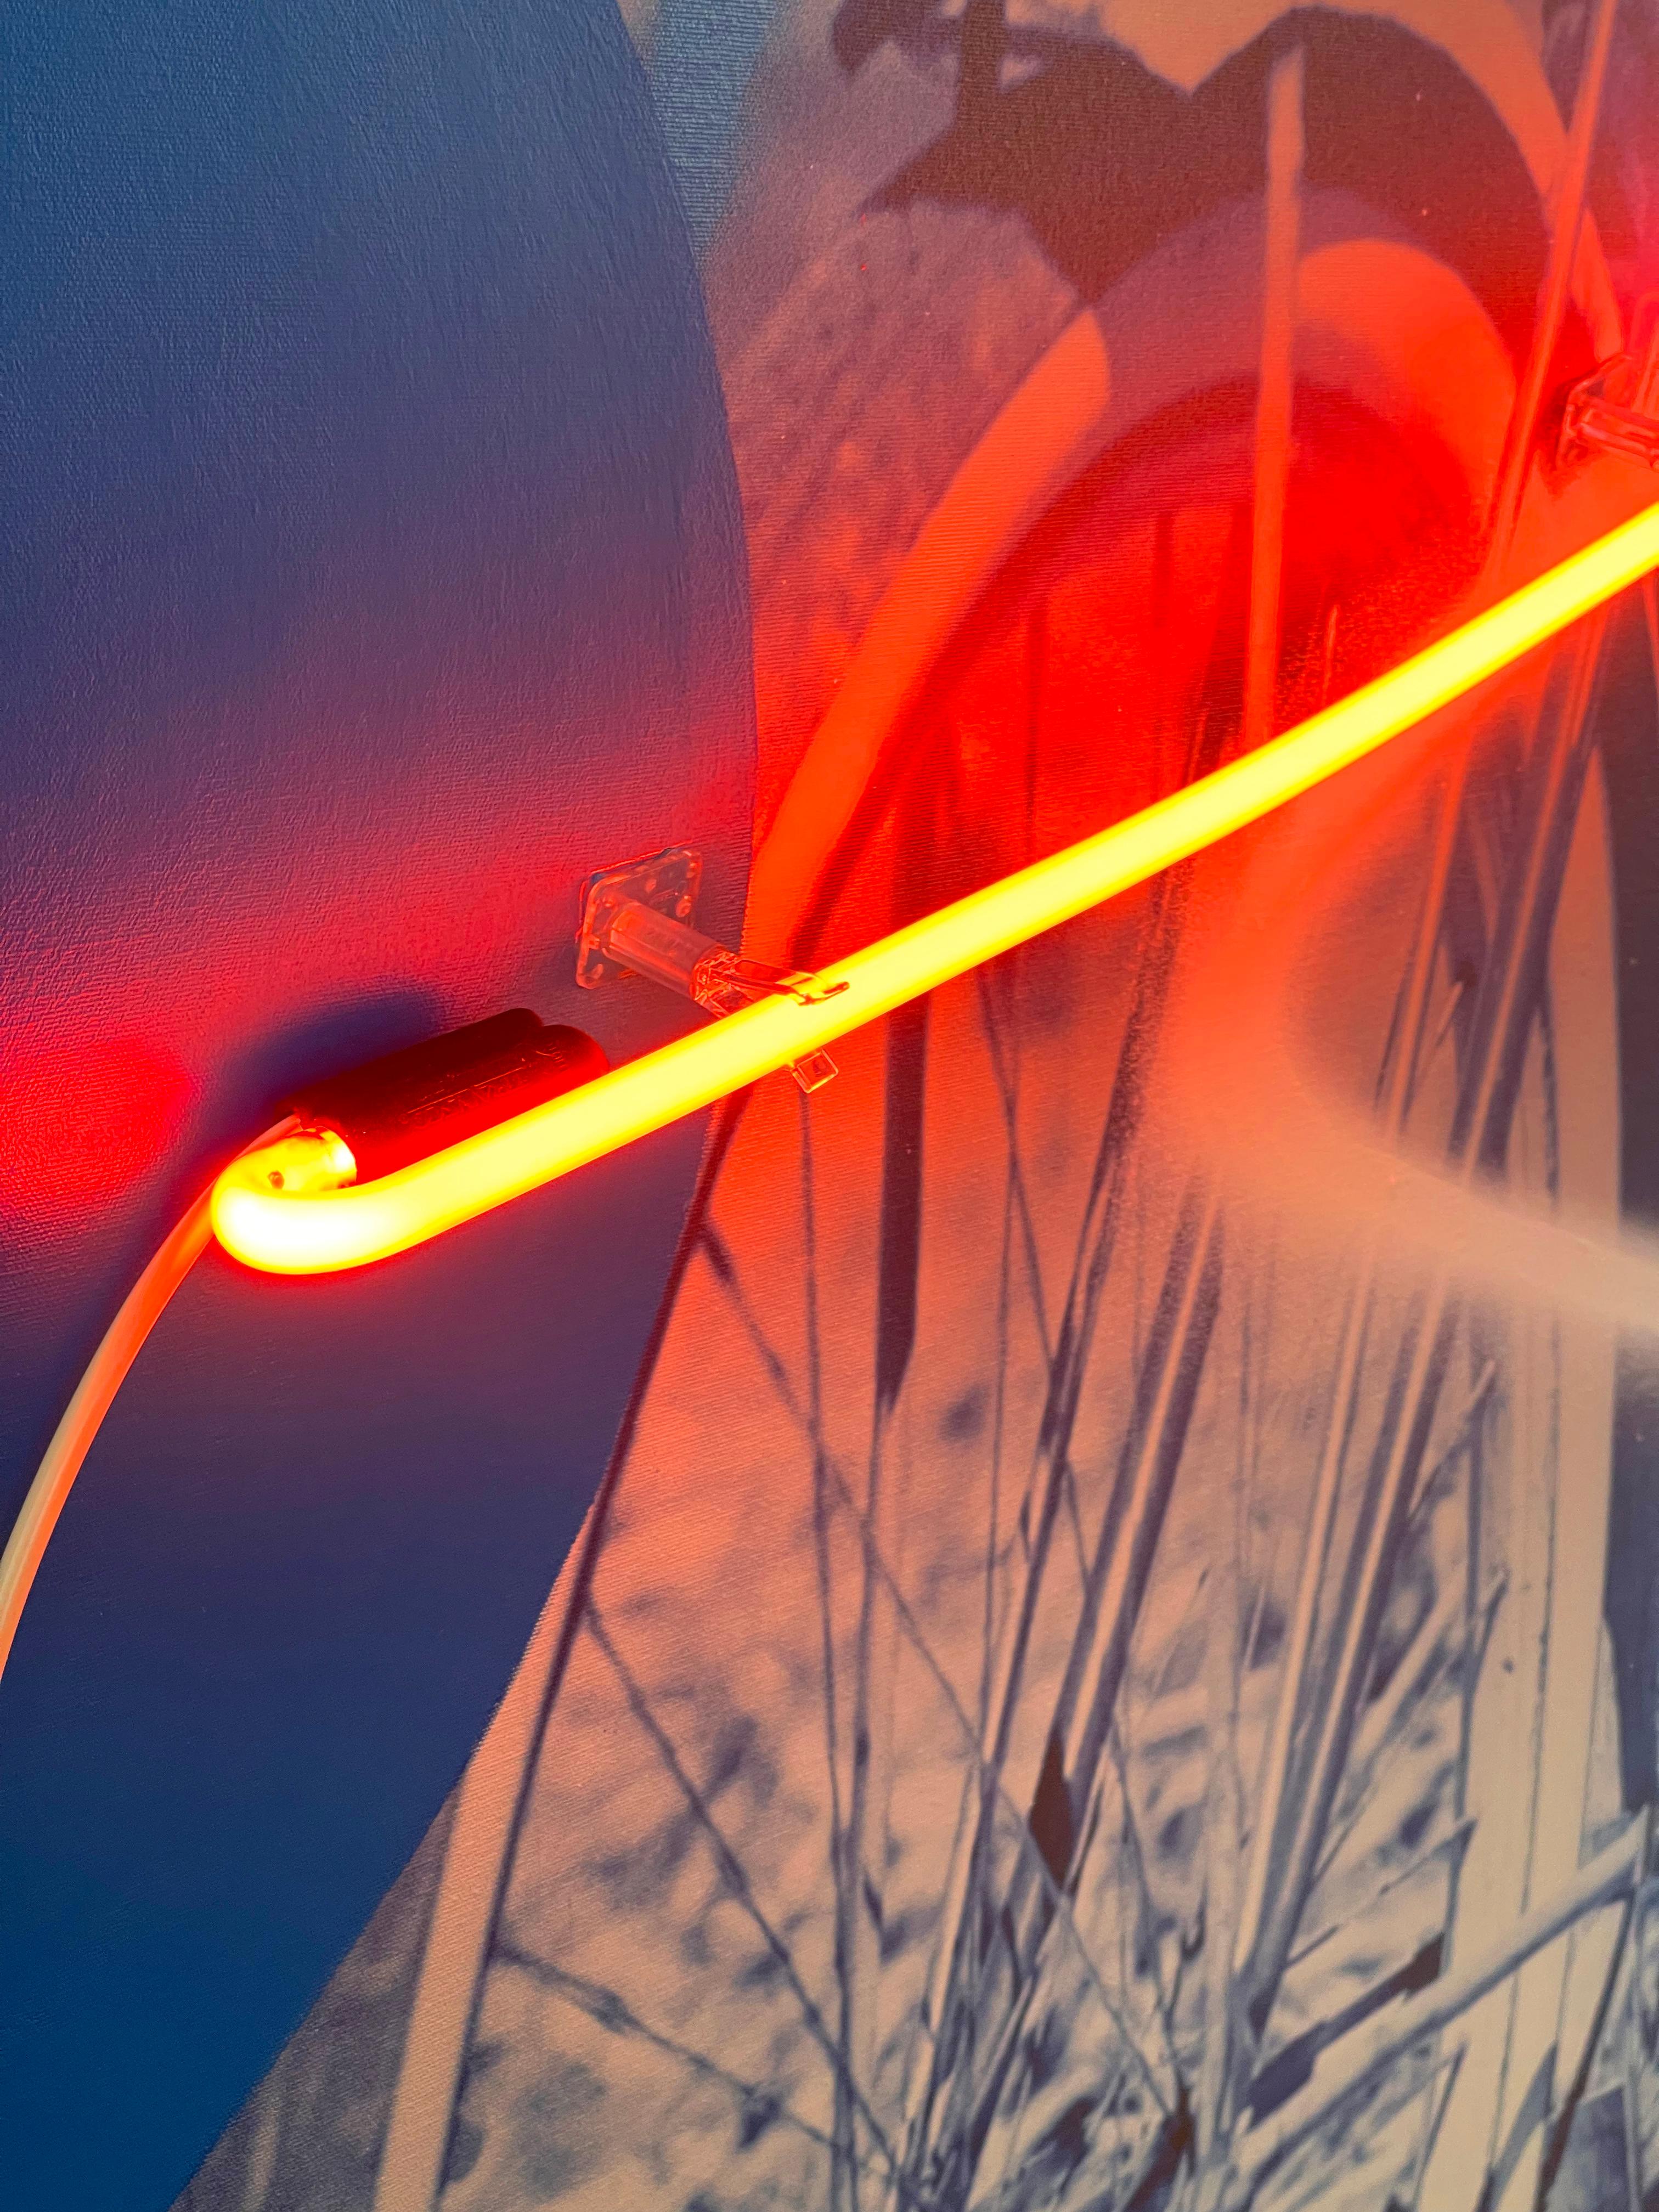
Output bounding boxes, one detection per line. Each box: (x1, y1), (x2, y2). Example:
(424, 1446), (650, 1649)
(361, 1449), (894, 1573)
(287, 1011), (608, 1180)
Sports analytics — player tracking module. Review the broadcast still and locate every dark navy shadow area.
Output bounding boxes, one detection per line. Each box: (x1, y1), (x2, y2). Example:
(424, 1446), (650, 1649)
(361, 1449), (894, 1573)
(1601, 597), (1659, 1811)
(0, 2), (753, 2204)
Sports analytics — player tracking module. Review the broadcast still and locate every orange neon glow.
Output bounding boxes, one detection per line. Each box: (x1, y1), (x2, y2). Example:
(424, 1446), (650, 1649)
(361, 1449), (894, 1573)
(212, 501), (1659, 1276)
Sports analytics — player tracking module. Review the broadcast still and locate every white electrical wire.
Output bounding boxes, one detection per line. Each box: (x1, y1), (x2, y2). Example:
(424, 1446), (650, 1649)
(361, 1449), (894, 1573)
(0, 1120), (294, 1692)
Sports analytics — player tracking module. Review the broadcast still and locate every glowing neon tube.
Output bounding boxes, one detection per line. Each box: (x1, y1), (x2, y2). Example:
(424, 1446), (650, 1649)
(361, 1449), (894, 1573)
(213, 500), (1659, 1274)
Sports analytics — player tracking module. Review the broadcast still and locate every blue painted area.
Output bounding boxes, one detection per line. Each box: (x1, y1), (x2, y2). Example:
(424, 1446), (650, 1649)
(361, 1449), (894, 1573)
(0, 2), (752, 2204)
(650, 0), (780, 250)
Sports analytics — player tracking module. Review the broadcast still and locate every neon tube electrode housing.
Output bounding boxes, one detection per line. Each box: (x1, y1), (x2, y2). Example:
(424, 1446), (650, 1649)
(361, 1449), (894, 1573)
(212, 499), (1659, 1276)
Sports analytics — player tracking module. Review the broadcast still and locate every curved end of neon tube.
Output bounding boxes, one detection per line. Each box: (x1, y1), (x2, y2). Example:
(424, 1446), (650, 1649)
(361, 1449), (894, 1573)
(211, 994), (839, 1273)
(211, 1129), (362, 1273)
(213, 497), (1659, 1277)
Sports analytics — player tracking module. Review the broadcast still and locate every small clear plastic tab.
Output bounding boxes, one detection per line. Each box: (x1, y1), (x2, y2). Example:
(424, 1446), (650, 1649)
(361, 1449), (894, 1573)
(789, 1050), (838, 1094)
(1560, 295), (1659, 472)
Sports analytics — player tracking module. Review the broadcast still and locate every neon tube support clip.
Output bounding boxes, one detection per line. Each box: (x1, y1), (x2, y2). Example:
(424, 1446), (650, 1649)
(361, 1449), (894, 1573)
(1560, 296), (1659, 472)
(577, 847), (840, 1091)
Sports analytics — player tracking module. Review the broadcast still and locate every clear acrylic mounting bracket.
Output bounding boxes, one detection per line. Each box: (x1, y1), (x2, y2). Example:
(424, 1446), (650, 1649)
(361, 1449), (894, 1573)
(576, 846), (839, 1093)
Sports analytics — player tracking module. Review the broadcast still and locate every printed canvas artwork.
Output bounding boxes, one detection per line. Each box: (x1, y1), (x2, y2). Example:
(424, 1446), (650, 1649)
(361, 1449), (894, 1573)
(9, 1), (1659, 2209)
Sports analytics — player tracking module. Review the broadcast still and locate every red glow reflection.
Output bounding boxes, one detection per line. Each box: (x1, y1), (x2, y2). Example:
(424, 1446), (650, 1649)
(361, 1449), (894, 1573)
(1, 1034), (191, 1225)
